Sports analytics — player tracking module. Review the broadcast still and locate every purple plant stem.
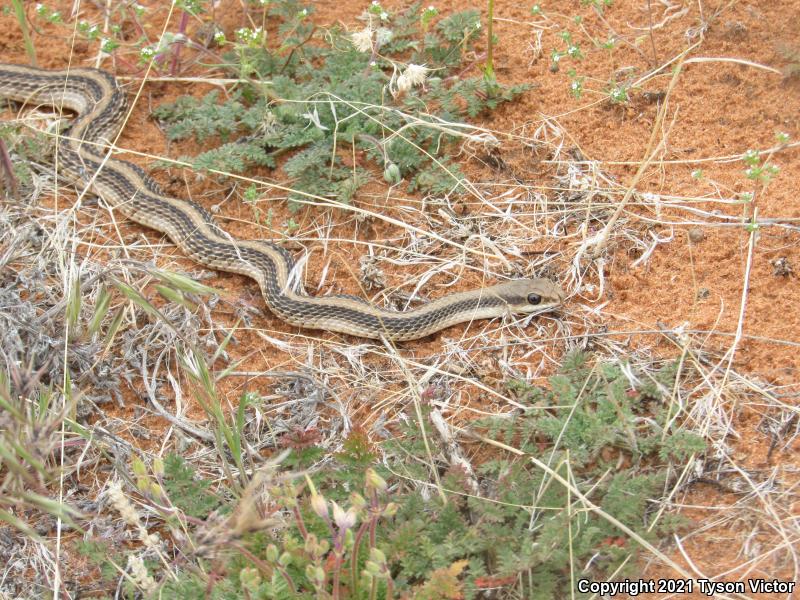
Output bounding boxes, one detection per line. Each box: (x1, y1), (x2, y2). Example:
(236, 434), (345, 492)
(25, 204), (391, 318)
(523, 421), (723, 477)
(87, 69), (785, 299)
(0, 138), (18, 200)
(170, 10), (190, 76)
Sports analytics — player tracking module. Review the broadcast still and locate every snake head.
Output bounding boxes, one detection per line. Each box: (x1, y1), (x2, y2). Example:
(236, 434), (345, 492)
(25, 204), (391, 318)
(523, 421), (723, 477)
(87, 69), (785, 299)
(489, 278), (566, 315)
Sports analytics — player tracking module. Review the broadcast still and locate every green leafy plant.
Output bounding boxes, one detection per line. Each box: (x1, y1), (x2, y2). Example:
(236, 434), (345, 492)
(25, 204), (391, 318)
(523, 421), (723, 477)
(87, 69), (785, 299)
(607, 83), (630, 103)
(162, 453), (222, 519)
(112, 351), (705, 599)
(152, 1), (529, 208)
(742, 148), (780, 184)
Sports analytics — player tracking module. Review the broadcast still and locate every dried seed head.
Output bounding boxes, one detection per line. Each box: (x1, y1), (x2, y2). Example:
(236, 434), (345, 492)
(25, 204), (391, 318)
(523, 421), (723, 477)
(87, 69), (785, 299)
(351, 28), (374, 53)
(396, 64), (429, 93)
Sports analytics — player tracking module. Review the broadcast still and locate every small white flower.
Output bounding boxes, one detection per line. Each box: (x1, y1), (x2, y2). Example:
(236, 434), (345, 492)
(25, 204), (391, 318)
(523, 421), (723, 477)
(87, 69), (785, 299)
(236, 27), (262, 44)
(351, 28), (373, 52)
(380, 11), (389, 20)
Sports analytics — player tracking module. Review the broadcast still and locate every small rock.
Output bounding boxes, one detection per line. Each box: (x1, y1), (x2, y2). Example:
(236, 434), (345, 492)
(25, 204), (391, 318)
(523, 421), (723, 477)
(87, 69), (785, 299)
(771, 257), (792, 277)
(723, 20), (747, 40)
(688, 228), (705, 243)
(359, 255), (386, 290)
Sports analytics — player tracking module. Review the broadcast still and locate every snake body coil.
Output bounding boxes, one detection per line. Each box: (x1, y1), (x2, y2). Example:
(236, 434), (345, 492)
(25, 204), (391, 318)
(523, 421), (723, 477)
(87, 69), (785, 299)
(0, 64), (564, 340)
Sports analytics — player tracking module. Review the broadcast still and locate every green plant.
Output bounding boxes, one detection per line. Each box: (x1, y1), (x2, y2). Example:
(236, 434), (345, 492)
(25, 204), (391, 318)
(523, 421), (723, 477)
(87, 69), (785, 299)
(483, 0), (496, 85)
(0, 244), (706, 599)
(96, 350), (704, 599)
(30, 0), (218, 75)
(568, 69), (585, 98)
(33, 2), (63, 24)
(607, 83), (630, 103)
(180, 346), (252, 493)
(12, 0), (36, 64)
(151, 1), (529, 209)
(743, 148), (780, 184)
(161, 454), (222, 518)
(0, 367), (83, 539)
(540, 4), (644, 103)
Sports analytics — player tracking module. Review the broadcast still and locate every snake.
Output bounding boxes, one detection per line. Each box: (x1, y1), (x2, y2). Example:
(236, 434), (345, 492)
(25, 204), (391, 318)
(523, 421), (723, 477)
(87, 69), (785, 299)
(0, 64), (565, 340)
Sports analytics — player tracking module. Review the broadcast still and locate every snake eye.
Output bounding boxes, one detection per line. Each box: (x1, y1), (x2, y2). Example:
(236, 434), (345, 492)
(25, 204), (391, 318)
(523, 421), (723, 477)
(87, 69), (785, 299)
(527, 293), (542, 306)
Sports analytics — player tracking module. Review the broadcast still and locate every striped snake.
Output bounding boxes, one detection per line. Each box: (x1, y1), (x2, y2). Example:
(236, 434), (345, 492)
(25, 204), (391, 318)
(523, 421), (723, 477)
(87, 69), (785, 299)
(0, 64), (564, 340)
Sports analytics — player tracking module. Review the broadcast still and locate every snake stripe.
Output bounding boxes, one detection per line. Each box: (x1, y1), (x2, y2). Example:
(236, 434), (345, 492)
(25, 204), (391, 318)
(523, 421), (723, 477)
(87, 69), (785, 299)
(0, 64), (564, 340)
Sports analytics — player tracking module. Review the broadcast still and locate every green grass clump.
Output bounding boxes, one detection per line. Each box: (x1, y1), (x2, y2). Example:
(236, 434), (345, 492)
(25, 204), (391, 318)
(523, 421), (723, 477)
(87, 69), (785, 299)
(0, 369), (82, 539)
(151, 1), (530, 208)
